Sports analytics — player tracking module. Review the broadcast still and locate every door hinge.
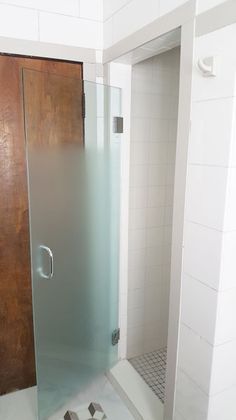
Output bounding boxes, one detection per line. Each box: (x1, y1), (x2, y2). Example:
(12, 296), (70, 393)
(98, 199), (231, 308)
(113, 117), (123, 133)
(82, 93), (86, 118)
(112, 328), (120, 346)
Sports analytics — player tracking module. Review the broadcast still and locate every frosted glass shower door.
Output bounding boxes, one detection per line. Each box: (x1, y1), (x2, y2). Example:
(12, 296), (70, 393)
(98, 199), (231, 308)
(23, 70), (121, 420)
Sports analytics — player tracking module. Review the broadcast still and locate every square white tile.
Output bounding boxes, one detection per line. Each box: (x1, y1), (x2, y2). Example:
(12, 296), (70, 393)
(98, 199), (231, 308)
(215, 287), (236, 344)
(181, 273), (218, 344)
(185, 165), (228, 230)
(0, 4), (38, 40)
(189, 98), (235, 167)
(192, 24), (236, 101)
(220, 231), (236, 290)
(183, 221), (223, 290)
(178, 324), (213, 394)
(175, 369), (209, 420)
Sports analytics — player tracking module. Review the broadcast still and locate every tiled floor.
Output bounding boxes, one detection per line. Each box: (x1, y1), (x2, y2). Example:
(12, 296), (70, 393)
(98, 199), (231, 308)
(129, 347), (167, 403)
(49, 375), (134, 420)
(0, 376), (134, 420)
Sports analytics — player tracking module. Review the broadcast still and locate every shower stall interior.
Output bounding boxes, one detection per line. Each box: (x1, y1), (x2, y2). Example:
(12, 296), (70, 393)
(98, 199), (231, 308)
(126, 46), (180, 404)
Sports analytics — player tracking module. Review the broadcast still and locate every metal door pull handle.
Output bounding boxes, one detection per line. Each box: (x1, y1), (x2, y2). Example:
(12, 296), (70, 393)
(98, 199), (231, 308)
(38, 245), (54, 279)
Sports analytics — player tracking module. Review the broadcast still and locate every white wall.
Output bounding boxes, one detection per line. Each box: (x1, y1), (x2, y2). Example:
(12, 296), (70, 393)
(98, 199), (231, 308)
(175, 22), (236, 420)
(103, 0), (228, 48)
(127, 48), (180, 358)
(0, 0), (229, 53)
(0, 0), (103, 51)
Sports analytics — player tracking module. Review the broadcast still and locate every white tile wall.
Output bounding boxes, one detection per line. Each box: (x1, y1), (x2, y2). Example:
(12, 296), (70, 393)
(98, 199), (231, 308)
(0, 0), (80, 15)
(0, 0), (230, 51)
(39, 12), (102, 49)
(174, 411), (186, 420)
(220, 232), (236, 291)
(178, 324), (213, 394)
(103, 0), (228, 48)
(80, 0), (103, 21)
(127, 48), (180, 358)
(185, 165), (228, 230)
(207, 386), (236, 420)
(214, 288), (236, 344)
(159, 0), (187, 17)
(183, 222), (223, 290)
(224, 168), (236, 231)
(103, 0), (132, 21)
(177, 23), (236, 420)
(210, 340), (236, 394)
(175, 369), (209, 420)
(103, 17), (113, 49)
(0, 4), (38, 40)
(0, 0), (103, 52)
(112, 0), (160, 46)
(189, 98), (236, 167)
(197, 0), (227, 14)
(181, 273), (218, 344)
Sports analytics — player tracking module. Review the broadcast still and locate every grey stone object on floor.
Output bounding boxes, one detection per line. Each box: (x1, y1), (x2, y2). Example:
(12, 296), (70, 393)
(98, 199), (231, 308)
(64, 410), (79, 420)
(88, 402), (106, 419)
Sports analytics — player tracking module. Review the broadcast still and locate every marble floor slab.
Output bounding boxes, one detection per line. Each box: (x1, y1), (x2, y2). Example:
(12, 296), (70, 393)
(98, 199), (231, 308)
(0, 376), (134, 420)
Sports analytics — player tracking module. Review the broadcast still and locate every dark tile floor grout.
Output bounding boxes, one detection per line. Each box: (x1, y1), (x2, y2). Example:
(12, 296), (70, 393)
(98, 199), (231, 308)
(129, 347), (167, 403)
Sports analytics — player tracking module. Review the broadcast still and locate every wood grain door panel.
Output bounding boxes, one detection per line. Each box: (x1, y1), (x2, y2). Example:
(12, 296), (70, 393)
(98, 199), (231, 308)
(23, 69), (83, 147)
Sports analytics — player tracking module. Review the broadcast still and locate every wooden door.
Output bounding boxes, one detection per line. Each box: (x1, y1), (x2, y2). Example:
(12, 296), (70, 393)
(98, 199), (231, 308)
(0, 55), (83, 395)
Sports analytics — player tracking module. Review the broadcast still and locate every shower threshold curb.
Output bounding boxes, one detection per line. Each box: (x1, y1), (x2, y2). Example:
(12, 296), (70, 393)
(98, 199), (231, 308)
(107, 360), (163, 420)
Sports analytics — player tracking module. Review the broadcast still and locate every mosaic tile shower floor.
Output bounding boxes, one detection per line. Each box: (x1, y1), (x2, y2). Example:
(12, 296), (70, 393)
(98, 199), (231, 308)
(129, 347), (167, 403)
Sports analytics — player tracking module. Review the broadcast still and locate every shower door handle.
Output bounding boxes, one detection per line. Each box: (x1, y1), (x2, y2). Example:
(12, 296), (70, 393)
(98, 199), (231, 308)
(38, 245), (54, 279)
